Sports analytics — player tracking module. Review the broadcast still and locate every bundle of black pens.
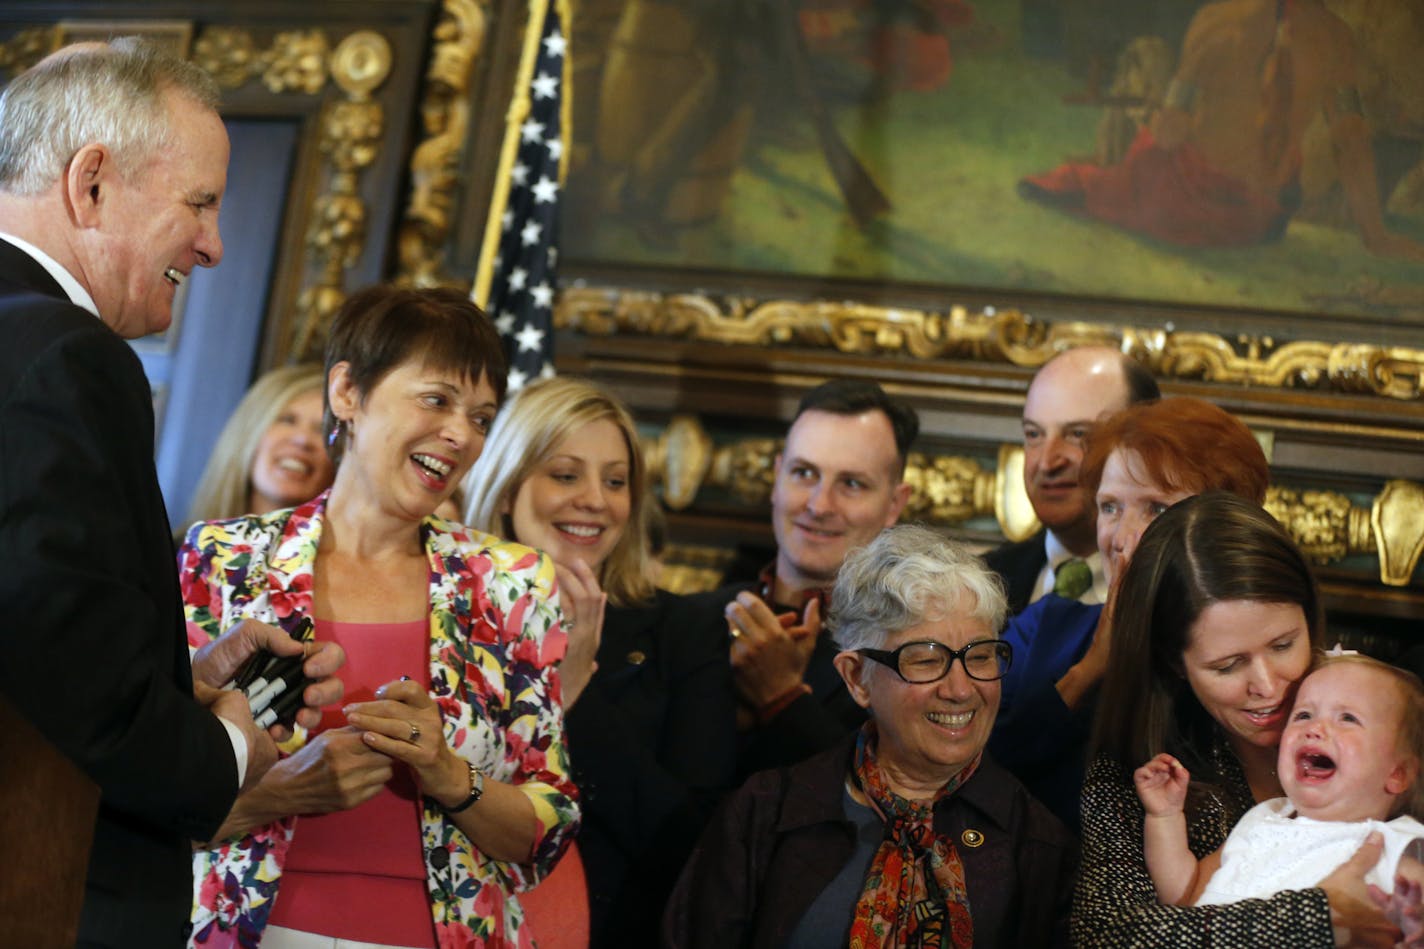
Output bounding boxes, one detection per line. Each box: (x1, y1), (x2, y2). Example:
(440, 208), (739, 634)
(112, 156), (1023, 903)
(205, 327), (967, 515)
(233, 616), (316, 729)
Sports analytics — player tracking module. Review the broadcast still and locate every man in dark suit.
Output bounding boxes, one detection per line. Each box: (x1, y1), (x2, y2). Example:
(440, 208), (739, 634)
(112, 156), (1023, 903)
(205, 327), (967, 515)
(711, 380), (917, 775)
(984, 347), (1159, 616)
(0, 40), (340, 946)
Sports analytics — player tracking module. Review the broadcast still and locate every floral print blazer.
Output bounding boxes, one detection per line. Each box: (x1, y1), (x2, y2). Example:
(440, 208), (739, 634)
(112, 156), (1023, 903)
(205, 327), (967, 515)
(178, 492), (579, 948)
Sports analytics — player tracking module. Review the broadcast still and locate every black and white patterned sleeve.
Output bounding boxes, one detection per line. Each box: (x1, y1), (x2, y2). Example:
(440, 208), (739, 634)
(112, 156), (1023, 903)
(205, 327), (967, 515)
(1070, 755), (1333, 948)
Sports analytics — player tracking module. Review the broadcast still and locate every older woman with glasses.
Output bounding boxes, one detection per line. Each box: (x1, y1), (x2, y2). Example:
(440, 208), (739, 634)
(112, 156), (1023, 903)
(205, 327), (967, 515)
(665, 524), (1077, 949)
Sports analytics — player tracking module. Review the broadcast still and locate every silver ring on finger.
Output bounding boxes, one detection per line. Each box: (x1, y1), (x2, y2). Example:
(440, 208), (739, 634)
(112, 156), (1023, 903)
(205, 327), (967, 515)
(409, 721), (421, 743)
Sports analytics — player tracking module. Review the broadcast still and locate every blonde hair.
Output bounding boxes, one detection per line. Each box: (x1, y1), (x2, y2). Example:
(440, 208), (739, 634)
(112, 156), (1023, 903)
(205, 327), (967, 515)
(464, 377), (654, 607)
(186, 364), (327, 526)
(1308, 653), (1424, 819)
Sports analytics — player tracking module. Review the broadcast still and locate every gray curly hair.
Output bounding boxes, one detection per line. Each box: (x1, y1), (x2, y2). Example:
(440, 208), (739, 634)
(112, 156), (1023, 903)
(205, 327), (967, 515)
(829, 524), (1006, 653)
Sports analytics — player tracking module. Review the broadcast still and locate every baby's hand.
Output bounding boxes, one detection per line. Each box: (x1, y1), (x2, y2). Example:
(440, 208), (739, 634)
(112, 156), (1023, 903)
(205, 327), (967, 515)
(1134, 753), (1190, 817)
(1367, 872), (1422, 947)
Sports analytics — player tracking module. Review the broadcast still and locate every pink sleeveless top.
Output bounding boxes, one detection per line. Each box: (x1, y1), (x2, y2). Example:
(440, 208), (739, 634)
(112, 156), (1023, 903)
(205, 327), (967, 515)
(266, 618), (435, 947)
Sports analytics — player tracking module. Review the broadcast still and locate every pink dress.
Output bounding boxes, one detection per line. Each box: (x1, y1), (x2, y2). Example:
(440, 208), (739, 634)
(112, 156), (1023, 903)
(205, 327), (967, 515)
(266, 618), (435, 947)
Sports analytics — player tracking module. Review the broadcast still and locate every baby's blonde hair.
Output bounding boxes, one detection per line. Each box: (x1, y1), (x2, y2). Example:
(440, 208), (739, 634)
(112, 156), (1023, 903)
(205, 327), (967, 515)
(1310, 653), (1424, 819)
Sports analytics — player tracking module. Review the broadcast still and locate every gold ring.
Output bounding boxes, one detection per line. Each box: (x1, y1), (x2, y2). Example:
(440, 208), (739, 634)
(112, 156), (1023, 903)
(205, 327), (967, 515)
(409, 721), (421, 743)
(729, 628), (743, 641)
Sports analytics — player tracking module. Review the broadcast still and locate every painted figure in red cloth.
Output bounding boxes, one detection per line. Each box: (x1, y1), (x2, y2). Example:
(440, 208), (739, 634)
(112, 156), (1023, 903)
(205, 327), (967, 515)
(1021, 0), (1424, 261)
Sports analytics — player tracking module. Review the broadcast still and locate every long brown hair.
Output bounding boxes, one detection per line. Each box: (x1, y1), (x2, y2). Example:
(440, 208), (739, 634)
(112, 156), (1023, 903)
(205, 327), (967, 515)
(1091, 492), (1324, 783)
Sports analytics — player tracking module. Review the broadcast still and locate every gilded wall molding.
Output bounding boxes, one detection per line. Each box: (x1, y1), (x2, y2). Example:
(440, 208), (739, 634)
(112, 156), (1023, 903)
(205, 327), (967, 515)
(395, 0), (488, 289)
(191, 26), (392, 361)
(0, 27), (55, 76)
(291, 31), (392, 360)
(558, 287), (1424, 401)
(642, 415), (1424, 586)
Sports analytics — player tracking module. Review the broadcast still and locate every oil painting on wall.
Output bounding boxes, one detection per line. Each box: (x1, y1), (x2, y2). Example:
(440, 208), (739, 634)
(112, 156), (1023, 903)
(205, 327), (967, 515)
(560, 0), (1424, 326)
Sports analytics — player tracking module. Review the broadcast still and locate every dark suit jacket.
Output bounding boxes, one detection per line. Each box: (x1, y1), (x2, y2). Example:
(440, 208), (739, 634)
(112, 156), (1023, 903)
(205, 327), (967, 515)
(983, 528), (1048, 618)
(565, 588), (737, 948)
(0, 240), (238, 946)
(687, 577), (867, 780)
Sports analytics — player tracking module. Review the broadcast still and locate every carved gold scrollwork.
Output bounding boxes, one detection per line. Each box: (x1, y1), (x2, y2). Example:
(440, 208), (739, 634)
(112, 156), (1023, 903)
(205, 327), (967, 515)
(191, 27), (258, 87)
(652, 415), (714, 510)
(658, 544), (737, 597)
(1372, 481), (1424, 586)
(901, 453), (994, 525)
(1264, 482), (1424, 586)
(556, 287), (1424, 401)
(288, 32), (391, 361)
(710, 437), (780, 506)
(643, 414), (1424, 585)
(1264, 487), (1360, 563)
(187, 25), (392, 361)
(264, 30), (331, 94)
(0, 27), (57, 77)
(994, 445), (1040, 543)
(191, 27), (330, 92)
(396, 0), (487, 288)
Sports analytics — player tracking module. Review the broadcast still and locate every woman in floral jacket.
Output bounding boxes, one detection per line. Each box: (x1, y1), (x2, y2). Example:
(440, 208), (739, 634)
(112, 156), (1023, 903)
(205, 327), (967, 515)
(179, 286), (579, 949)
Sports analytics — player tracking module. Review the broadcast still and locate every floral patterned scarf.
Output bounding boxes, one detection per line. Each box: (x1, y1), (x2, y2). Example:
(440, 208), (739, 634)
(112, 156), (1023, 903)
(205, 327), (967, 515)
(848, 722), (978, 949)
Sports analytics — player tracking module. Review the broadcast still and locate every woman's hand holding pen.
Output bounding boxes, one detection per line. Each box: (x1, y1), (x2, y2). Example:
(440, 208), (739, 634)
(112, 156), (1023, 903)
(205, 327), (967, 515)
(344, 677), (541, 863)
(343, 678), (462, 804)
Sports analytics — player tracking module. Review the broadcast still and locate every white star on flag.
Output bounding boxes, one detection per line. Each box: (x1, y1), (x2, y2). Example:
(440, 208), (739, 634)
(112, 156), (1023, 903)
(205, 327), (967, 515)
(514, 322), (545, 353)
(531, 72), (558, 99)
(475, 0), (569, 394)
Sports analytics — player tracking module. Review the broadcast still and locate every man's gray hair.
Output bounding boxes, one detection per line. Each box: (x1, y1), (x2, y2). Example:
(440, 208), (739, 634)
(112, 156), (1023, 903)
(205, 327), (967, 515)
(829, 524), (1007, 652)
(0, 37), (220, 195)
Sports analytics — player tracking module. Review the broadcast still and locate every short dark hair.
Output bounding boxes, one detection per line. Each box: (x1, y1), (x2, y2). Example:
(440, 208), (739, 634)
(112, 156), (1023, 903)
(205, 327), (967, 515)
(1122, 357), (1161, 404)
(792, 379), (920, 467)
(323, 285), (507, 466)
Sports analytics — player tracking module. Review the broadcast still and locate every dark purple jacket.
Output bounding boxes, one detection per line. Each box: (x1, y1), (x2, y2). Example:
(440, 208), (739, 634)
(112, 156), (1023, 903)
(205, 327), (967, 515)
(663, 734), (1077, 948)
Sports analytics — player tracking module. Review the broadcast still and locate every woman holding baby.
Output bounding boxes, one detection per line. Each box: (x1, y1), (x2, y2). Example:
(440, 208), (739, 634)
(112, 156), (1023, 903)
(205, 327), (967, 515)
(1071, 492), (1419, 947)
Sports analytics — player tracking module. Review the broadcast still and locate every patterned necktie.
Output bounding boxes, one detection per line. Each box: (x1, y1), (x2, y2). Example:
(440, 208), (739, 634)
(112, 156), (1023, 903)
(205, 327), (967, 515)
(1053, 558), (1092, 599)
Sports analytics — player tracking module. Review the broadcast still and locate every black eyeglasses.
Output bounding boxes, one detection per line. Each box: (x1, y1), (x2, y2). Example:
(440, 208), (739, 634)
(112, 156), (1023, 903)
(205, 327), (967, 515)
(857, 639), (1013, 684)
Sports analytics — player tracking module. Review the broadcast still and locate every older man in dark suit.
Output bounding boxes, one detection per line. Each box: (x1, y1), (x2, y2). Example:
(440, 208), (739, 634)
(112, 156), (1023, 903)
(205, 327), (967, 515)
(985, 347), (1159, 616)
(0, 40), (340, 946)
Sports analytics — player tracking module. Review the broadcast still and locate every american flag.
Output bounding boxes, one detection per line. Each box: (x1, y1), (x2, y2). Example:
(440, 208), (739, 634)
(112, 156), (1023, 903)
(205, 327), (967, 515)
(474, 0), (569, 391)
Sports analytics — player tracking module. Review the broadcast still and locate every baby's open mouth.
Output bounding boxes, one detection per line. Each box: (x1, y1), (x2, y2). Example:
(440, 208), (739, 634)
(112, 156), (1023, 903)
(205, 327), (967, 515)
(1298, 751), (1336, 780)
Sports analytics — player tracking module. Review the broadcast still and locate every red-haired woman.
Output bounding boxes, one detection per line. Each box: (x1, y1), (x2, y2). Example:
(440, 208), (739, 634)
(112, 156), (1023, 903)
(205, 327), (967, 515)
(986, 397), (1270, 828)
